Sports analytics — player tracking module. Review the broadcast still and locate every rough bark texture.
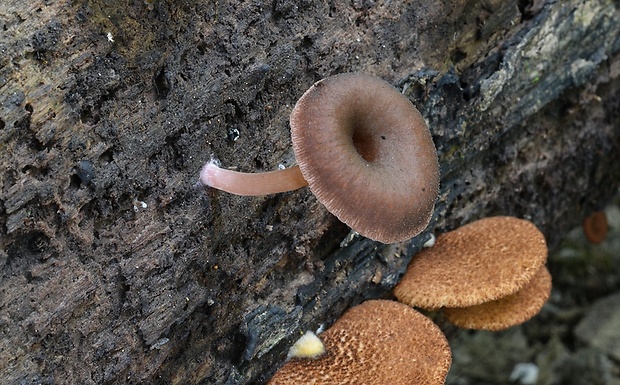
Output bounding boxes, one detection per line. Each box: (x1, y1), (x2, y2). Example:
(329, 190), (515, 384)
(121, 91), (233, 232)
(1, 0), (619, 384)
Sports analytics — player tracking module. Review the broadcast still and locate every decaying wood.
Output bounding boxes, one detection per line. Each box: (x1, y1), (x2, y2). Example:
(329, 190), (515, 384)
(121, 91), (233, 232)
(1, 0), (619, 384)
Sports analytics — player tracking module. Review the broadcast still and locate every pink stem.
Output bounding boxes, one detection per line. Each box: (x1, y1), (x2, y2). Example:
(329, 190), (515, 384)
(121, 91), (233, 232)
(199, 161), (309, 196)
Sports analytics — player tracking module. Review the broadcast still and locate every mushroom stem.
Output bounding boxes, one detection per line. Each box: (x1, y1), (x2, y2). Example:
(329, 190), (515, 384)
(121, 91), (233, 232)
(199, 160), (309, 196)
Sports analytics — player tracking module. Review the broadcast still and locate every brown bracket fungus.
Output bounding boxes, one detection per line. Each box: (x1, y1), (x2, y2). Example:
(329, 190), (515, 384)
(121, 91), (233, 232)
(443, 265), (552, 331)
(200, 73), (440, 243)
(393, 216), (548, 310)
(267, 300), (451, 385)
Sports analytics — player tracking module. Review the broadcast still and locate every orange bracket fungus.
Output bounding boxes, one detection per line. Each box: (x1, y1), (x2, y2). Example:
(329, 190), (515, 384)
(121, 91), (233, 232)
(443, 265), (552, 331)
(268, 300), (451, 385)
(394, 217), (551, 330)
(394, 216), (548, 309)
(199, 73), (440, 243)
(394, 216), (551, 330)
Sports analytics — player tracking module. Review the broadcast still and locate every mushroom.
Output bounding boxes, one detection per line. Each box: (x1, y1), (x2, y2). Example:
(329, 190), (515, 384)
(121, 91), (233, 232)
(267, 300), (451, 385)
(582, 210), (608, 244)
(200, 73), (440, 243)
(393, 216), (548, 309)
(443, 265), (552, 331)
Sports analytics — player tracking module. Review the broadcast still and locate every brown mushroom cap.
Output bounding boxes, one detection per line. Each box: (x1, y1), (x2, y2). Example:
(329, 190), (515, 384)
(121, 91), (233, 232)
(290, 73), (440, 243)
(444, 265), (552, 331)
(582, 210), (608, 244)
(393, 216), (548, 309)
(268, 300), (451, 385)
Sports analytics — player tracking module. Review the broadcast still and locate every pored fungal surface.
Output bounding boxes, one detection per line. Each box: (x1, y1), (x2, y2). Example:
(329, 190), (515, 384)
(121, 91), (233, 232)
(444, 265), (552, 331)
(394, 216), (548, 309)
(268, 300), (451, 385)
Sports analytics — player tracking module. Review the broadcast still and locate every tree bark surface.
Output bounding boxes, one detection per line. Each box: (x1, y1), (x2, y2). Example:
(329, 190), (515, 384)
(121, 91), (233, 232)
(1, 1), (619, 384)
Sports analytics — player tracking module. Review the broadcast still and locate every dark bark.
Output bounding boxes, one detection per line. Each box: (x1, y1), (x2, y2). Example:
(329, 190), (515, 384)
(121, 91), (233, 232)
(1, 0), (619, 384)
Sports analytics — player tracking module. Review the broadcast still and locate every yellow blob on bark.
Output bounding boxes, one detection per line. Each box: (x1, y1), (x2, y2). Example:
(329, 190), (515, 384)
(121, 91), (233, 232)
(286, 331), (326, 360)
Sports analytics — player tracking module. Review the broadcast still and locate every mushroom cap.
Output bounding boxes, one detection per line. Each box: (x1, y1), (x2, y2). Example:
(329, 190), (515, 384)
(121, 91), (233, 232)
(268, 300), (451, 385)
(582, 210), (608, 244)
(290, 73), (440, 243)
(393, 216), (548, 309)
(444, 265), (552, 330)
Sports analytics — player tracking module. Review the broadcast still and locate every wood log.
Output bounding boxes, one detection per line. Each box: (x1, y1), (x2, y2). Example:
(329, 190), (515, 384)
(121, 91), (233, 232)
(1, 0), (619, 383)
